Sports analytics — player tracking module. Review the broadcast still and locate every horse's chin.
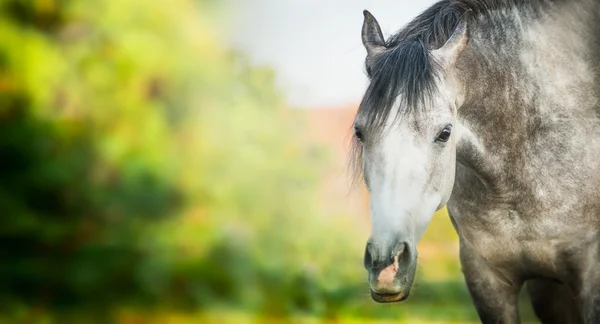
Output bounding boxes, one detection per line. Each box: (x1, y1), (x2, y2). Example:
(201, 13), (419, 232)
(370, 290), (410, 303)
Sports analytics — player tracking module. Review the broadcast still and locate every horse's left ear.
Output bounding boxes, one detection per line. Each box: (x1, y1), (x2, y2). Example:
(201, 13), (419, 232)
(362, 10), (386, 57)
(433, 10), (471, 69)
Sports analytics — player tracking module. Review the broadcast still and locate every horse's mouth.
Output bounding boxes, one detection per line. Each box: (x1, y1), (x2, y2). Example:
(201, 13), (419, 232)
(370, 290), (409, 303)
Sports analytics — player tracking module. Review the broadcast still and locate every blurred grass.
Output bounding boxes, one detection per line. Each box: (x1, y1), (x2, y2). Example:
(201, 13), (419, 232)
(0, 0), (539, 323)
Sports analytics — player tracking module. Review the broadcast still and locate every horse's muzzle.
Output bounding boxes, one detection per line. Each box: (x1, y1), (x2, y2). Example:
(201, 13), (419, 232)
(364, 240), (417, 303)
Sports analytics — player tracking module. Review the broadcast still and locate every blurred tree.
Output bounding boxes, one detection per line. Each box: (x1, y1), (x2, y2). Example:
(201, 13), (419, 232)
(0, 0), (343, 320)
(0, 0), (184, 314)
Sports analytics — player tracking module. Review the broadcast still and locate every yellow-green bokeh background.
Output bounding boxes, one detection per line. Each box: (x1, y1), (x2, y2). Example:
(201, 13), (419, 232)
(0, 1), (537, 323)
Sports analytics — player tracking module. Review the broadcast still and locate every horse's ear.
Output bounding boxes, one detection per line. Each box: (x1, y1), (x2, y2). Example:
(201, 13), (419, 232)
(433, 10), (471, 68)
(362, 10), (385, 57)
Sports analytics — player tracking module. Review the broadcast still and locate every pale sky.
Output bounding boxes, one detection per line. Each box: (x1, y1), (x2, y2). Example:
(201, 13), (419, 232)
(226, 0), (438, 108)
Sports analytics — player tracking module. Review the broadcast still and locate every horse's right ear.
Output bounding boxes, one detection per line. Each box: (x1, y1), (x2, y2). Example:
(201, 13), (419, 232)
(362, 10), (385, 57)
(432, 10), (471, 69)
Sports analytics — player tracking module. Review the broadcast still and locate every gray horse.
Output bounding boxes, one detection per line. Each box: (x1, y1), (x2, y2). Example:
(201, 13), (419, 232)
(352, 0), (600, 322)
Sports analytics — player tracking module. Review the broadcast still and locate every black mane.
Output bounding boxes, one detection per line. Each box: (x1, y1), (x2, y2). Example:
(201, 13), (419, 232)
(358, 0), (558, 132)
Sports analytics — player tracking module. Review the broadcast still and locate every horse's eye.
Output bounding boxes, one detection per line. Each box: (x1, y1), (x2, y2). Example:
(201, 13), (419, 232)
(354, 126), (364, 142)
(435, 125), (452, 143)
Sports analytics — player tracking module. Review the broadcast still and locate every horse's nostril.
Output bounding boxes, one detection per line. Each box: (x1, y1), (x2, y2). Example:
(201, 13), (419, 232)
(365, 240), (410, 270)
(364, 243), (374, 269)
(393, 242), (407, 261)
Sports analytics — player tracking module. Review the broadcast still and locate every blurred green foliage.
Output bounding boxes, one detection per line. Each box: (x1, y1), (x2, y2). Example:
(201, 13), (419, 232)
(0, 0), (538, 323)
(0, 0), (353, 320)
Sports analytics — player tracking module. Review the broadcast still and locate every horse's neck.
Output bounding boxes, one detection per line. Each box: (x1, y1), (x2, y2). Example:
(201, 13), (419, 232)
(454, 0), (600, 196)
